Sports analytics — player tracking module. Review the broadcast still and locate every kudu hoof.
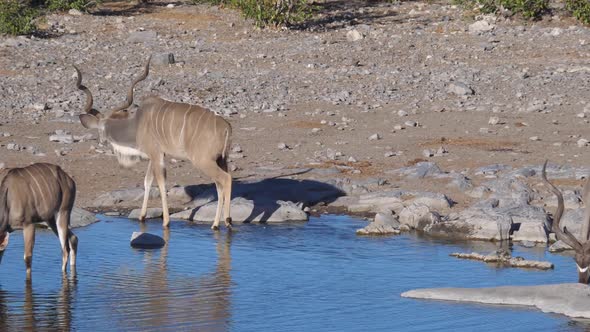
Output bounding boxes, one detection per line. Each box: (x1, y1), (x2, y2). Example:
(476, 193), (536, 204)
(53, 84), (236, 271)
(225, 218), (233, 229)
(211, 225), (220, 231)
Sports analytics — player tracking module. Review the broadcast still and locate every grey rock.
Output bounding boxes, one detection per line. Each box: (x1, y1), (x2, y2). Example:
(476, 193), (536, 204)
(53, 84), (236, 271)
(402, 283), (590, 319)
(130, 232), (166, 249)
(128, 31), (157, 43)
(387, 162), (442, 179)
(70, 207), (98, 228)
(475, 164), (512, 176)
(399, 203), (441, 231)
(171, 197), (308, 223)
(68, 8), (83, 16)
(346, 29), (364, 42)
(356, 211), (400, 235)
(447, 82), (474, 96)
(468, 20), (495, 34)
(548, 240), (573, 252)
(128, 208), (163, 220)
(152, 53), (175, 65)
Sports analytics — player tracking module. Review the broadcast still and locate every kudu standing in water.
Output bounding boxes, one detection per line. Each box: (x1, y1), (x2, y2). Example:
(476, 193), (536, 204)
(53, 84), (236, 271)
(0, 163), (78, 278)
(542, 160), (590, 283)
(74, 57), (233, 230)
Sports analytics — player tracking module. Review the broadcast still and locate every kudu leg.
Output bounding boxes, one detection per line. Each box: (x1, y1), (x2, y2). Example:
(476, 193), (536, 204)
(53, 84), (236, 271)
(68, 229), (78, 273)
(139, 161), (154, 222)
(153, 156), (170, 228)
(199, 159), (232, 230)
(23, 223), (35, 279)
(212, 182), (225, 230)
(56, 212), (70, 273)
(222, 172), (232, 229)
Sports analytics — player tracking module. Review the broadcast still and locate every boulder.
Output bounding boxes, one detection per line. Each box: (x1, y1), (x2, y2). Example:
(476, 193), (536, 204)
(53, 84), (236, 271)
(548, 240), (573, 252)
(128, 208), (163, 220)
(348, 190), (451, 213)
(70, 207), (98, 228)
(401, 283), (590, 319)
(130, 232), (165, 249)
(171, 197), (308, 223)
(399, 203), (441, 231)
(356, 211), (400, 235)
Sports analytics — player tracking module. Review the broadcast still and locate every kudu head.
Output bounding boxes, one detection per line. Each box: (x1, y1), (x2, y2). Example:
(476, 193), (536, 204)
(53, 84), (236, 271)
(542, 160), (590, 284)
(74, 57), (151, 143)
(0, 232), (9, 264)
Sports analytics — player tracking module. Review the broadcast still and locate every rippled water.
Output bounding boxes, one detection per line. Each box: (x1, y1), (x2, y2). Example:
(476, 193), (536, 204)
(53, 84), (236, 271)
(0, 215), (589, 331)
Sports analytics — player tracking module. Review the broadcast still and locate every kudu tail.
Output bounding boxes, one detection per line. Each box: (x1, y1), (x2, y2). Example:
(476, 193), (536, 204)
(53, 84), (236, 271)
(0, 180), (10, 235)
(219, 128), (231, 173)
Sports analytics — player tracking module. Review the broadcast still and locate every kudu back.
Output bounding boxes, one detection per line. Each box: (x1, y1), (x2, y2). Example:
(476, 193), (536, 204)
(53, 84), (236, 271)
(542, 160), (590, 283)
(0, 163), (78, 278)
(74, 57), (232, 230)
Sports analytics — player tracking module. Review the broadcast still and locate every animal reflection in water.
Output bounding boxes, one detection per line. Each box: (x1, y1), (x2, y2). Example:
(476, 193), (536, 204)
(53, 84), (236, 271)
(110, 226), (233, 330)
(0, 276), (77, 331)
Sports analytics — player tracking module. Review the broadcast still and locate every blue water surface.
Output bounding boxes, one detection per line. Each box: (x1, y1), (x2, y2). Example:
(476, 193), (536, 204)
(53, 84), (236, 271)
(0, 214), (587, 331)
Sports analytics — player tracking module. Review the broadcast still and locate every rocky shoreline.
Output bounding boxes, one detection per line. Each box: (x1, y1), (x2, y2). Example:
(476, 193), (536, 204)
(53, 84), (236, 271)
(85, 160), (586, 257)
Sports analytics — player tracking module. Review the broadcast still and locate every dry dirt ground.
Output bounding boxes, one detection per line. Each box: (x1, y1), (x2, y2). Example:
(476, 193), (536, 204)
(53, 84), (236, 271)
(1, 0), (590, 211)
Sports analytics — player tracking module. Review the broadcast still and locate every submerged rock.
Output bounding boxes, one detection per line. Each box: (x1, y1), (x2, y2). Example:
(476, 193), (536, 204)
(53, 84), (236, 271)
(401, 283), (590, 319)
(130, 232), (166, 249)
(450, 252), (554, 270)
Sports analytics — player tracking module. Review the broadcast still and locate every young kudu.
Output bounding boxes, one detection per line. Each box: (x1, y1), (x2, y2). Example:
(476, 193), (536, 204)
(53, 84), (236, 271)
(542, 160), (590, 284)
(0, 163), (78, 278)
(74, 57), (233, 230)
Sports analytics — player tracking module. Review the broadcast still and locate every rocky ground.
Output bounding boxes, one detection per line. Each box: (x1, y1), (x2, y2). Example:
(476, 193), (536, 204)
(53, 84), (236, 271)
(2, 0), (590, 247)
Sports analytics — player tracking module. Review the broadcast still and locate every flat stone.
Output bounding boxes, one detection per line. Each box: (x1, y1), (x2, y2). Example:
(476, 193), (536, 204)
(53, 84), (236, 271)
(401, 283), (590, 319)
(128, 208), (163, 220)
(450, 252), (553, 270)
(171, 197), (308, 223)
(130, 232), (165, 249)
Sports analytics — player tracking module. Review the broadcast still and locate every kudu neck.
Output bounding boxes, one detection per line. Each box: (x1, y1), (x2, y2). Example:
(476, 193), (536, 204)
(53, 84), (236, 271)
(105, 115), (139, 148)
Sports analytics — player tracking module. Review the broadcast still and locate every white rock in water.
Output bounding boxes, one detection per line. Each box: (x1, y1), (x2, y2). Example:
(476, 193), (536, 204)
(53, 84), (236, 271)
(130, 232), (166, 249)
(128, 208), (163, 219)
(402, 283), (590, 319)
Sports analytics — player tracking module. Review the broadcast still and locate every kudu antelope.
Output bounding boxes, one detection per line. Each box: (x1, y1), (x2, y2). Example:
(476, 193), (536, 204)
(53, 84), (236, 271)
(0, 163), (78, 278)
(542, 160), (590, 284)
(74, 57), (232, 230)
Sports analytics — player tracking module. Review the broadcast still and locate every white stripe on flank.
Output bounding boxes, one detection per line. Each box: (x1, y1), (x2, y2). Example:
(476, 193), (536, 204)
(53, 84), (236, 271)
(179, 105), (191, 151)
(34, 166), (53, 206)
(45, 164), (59, 179)
(194, 111), (212, 144)
(154, 102), (166, 145)
(23, 168), (46, 208)
(190, 110), (208, 143)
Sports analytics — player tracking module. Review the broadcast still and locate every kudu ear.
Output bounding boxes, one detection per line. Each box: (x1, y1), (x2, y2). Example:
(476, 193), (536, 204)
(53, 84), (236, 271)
(79, 113), (100, 129)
